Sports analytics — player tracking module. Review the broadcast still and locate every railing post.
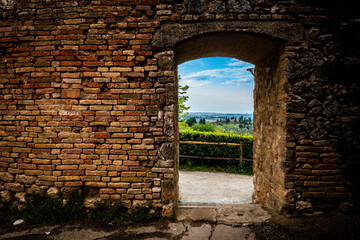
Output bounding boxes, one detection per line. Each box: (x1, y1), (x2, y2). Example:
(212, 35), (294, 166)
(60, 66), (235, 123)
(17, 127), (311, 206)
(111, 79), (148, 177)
(240, 141), (243, 165)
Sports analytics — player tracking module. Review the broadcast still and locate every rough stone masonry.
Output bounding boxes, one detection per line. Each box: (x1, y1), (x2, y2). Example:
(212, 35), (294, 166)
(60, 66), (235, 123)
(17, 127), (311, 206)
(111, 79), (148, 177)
(0, 0), (359, 217)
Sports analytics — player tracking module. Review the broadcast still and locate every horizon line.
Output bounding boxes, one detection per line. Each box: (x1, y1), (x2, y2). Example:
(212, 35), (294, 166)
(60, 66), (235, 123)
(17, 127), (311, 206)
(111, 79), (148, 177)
(188, 111), (253, 114)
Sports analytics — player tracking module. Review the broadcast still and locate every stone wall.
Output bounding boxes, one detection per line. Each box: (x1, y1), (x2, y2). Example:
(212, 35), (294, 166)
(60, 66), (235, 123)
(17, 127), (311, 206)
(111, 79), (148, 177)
(0, 0), (359, 216)
(253, 53), (288, 211)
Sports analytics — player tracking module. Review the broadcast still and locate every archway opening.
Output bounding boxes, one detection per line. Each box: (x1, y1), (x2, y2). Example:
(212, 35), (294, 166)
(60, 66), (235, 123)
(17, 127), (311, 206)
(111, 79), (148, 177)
(177, 57), (255, 205)
(172, 31), (289, 210)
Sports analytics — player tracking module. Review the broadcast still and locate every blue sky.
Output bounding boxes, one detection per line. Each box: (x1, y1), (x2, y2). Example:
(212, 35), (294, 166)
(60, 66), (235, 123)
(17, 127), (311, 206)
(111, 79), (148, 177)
(178, 57), (255, 114)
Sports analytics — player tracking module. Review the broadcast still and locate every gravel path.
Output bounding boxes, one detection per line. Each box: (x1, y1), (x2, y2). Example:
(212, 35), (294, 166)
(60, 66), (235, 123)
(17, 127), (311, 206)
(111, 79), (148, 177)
(179, 170), (253, 205)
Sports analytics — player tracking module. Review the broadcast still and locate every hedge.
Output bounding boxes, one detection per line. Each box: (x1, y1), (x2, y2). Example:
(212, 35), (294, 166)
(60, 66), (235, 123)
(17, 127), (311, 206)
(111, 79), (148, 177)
(179, 130), (253, 160)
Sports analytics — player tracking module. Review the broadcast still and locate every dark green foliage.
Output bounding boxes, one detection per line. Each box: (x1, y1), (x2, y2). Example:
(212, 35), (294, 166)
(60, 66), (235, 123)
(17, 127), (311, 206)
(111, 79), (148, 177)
(22, 194), (65, 225)
(180, 158), (253, 175)
(178, 75), (190, 119)
(185, 117), (197, 127)
(180, 131), (253, 159)
(129, 204), (161, 222)
(89, 199), (127, 221)
(21, 191), (86, 225)
(179, 131), (253, 174)
(0, 201), (20, 223)
(2, 193), (162, 226)
(191, 123), (215, 132)
(335, 119), (360, 193)
(199, 118), (206, 124)
(215, 116), (253, 135)
(61, 191), (87, 221)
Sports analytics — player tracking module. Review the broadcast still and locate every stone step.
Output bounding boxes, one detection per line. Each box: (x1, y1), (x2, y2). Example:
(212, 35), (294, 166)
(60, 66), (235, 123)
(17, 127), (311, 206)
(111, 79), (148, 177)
(176, 204), (271, 226)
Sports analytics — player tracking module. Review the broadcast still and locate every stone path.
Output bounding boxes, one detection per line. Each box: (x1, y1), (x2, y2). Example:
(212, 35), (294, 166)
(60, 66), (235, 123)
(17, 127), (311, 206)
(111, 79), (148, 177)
(0, 222), (256, 240)
(179, 170), (253, 205)
(0, 205), (270, 240)
(2, 206), (358, 240)
(177, 205), (271, 225)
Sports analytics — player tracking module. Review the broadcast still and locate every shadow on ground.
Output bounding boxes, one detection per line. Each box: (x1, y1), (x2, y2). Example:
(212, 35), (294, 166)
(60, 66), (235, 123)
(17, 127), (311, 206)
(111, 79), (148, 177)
(1, 207), (360, 240)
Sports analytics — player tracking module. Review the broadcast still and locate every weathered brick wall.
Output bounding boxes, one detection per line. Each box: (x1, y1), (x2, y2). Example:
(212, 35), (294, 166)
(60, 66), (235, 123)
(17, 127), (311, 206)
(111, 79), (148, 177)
(0, 0), (359, 216)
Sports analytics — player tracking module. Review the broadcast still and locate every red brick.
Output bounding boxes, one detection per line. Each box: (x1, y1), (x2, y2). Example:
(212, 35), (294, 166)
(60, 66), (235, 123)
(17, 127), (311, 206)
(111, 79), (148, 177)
(38, 165), (56, 170)
(108, 39), (128, 45)
(18, 164), (36, 169)
(61, 61), (82, 67)
(61, 89), (80, 99)
(142, 0), (159, 4)
(80, 45), (98, 50)
(114, 61), (135, 67)
(99, 188), (116, 194)
(55, 35), (77, 40)
(2, 37), (19, 42)
(55, 56), (75, 61)
(94, 132), (111, 139)
(63, 170), (84, 176)
(113, 56), (127, 61)
(83, 61), (105, 67)
(141, 82), (152, 88)
(77, 56), (99, 61)
(31, 51), (50, 56)
(64, 181), (83, 187)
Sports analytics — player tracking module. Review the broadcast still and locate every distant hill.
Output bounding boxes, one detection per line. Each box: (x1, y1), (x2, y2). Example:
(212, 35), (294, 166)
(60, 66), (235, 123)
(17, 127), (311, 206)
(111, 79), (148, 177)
(184, 112), (253, 120)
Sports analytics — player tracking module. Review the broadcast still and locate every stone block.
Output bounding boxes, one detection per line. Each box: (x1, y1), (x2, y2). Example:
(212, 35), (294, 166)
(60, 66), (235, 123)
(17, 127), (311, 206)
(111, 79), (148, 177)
(0, 190), (13, 202)
(4, 183), (24, 192)
(188, 0), (206, 13)
(296, 201), (313, 213)
(47, 187), (60, 198)
(161, 180), (175, 204)
(85, 182), (107, 187)
(229, 0), (252, 13)
(15, 174), (36, 184)
(0, 172), (14, 182)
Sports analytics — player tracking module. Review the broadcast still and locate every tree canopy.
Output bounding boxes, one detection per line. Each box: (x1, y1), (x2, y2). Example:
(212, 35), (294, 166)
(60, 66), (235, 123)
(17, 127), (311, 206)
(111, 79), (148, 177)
(178, 75), (190, 119)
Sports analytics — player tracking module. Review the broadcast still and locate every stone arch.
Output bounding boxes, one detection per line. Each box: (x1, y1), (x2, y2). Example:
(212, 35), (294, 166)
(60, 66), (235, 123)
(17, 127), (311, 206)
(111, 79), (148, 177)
(153, 23), (299, 213)
(174, 31), (283, 65)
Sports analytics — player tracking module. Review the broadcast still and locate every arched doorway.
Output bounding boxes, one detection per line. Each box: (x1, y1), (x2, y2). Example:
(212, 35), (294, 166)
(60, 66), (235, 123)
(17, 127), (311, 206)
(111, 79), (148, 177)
(177, 56), (255, 205)
(173, 31), (288, 211)
(153, 22), (302, 216)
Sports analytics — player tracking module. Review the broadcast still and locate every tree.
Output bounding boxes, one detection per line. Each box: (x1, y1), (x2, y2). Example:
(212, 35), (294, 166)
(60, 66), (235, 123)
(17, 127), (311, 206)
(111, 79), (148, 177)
(191, 123), (215, 132)
(225, 117), (230, 123)
(178, 75), (190, 119)
(185, 117), (197, 127)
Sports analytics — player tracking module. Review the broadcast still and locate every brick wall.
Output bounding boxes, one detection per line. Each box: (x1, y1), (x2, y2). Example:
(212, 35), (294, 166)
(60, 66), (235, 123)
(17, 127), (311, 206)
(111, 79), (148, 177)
(0, 0), (359, 216)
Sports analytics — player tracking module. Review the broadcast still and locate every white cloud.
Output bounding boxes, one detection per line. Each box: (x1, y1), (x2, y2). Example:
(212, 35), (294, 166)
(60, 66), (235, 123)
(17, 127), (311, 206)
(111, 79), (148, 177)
(178, 58), (255, 113)
(227, 59), (246, 67)
(187, 87), (254, 113)
(222, 76), (253, 85)
(181, 78), (211, 88)
(180, 67), (253, 87)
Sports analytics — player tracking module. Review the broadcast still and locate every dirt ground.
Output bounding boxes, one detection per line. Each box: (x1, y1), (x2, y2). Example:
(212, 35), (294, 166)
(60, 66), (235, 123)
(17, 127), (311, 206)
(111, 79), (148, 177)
(179, 170), (253, 205)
